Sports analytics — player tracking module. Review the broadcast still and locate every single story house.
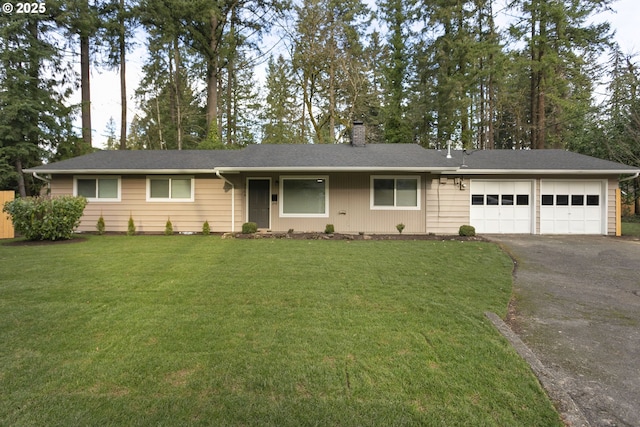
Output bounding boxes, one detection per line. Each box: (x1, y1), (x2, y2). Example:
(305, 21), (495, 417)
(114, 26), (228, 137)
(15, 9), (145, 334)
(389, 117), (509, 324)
(25, 125), (639, 235)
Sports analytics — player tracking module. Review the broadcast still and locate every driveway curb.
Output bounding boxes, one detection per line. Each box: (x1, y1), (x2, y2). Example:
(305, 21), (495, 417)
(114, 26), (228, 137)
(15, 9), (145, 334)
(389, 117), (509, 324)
(485, 312), (590, 427)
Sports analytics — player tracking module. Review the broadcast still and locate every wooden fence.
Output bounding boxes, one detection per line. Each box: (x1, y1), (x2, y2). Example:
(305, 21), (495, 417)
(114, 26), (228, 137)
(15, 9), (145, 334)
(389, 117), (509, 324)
(1, 191), (15, 239)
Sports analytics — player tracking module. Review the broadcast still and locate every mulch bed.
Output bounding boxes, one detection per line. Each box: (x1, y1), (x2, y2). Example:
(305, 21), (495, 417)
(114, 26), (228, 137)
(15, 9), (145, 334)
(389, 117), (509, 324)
(231, 232), (484, 241)
(2, 233), (484, 246)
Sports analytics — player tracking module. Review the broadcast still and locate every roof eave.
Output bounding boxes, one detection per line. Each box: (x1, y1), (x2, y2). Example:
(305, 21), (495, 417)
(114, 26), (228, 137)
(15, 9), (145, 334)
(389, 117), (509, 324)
(23, 169), (219, 175)
(441, 169), (640, 175)
(215, 166), (457, 172)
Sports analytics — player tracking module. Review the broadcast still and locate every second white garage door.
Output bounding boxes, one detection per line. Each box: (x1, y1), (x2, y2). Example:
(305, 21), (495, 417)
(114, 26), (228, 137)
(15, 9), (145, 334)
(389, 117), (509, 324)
(540, 180), (605, 234)
(470, 180), (534, 234)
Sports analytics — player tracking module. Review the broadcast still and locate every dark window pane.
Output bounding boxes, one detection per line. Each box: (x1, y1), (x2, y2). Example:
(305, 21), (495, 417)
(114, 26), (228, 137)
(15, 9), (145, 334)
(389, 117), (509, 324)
(556, 195), (569, 206)
(501, 195), (514, 205)
(283, 179), (326, 214)
(486, 195), (499, 205)
(396, 179), (418, 207)
(542, 195), (554, 205)
(471, 195), (484, 205)
(571, 195), (584, 206)
(150, 179), (170, 198)
(98, 179), (118, 198)
(373, 179), (394, 206)
(517, 194), (529, 205)
(77, 179), (96, 198)
(587, 195), (600, 206)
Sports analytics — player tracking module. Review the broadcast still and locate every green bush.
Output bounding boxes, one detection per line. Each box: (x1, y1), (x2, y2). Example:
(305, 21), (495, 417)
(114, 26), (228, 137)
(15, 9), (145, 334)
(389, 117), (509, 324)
(2, 195), (87, 241)
(96, 215), (106, 235)
(127, 216), (136, 236)
(202, 220), (211, 235)
(459, 225), (476, 237)
(324, 224), (335, 234)
(396, 223), (405, 234)
(165, 218), (173, 235)
(242, 222), (257, 234)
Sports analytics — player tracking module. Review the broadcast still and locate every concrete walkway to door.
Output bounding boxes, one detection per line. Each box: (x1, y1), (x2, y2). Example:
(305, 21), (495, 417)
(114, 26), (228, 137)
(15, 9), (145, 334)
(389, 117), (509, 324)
(490, 235), (640, 427)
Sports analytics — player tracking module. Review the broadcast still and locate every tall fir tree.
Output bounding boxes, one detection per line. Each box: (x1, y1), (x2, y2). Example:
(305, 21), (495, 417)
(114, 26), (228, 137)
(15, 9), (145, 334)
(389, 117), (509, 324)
(376, 0), (414, 144)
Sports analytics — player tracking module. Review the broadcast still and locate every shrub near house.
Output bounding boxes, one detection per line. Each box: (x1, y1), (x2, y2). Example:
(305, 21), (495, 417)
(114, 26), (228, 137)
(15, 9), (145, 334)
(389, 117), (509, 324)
(2, 196), (87, 241)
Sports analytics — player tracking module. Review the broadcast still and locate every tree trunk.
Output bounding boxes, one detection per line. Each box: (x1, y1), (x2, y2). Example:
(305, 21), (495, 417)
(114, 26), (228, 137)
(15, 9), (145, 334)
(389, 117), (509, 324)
(81, 33), (92, 148)
(155, 94), (164, 149)
(328, 21), (336, 144)
(15, 158), (26, 198)
(227, 61), (234, 145)
(119, 0), (127, 150)
(530, 6), (538, 150)
(206, 14), (219, 140)
(635, 177), (640, 216)
(173, 37), (183, 150)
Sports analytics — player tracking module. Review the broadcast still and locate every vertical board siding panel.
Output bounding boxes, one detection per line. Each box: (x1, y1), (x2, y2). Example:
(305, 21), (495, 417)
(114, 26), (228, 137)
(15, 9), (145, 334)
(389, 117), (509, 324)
(266, 173), (427, 234)
(0, 191), (15, 239)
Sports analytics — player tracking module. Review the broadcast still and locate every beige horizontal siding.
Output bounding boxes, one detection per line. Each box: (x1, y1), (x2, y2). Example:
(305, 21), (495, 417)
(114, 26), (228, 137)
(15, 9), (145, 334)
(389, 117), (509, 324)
(51, 174), (241, 233)
(425, 177), (470, 234)
(49, 172), (621, 236)
(607, 178), (617, 235)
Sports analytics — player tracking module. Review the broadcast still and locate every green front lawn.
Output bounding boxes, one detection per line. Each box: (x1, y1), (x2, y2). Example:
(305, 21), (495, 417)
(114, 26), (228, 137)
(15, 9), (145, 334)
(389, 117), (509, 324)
(622, 221), (640, 236)
(0, 236), (561, 426)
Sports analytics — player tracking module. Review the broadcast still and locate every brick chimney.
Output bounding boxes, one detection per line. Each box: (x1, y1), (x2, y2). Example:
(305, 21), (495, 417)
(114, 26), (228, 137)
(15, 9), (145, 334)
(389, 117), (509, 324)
(351, 121), (365, 147)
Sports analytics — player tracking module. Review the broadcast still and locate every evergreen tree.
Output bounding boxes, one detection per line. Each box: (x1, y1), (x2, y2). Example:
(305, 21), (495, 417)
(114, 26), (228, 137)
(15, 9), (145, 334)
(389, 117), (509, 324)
(262, 55), (299, 144)
(98, 0), (138, 149)
(376, 0), (414, 144)
(104, 117), (118, 150)
(0, 12), (78, 195)
(508, 0), (613, 149)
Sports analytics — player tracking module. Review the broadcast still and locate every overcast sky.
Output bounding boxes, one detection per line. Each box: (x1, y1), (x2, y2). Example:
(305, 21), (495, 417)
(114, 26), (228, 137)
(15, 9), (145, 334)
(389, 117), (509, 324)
(79, 0), (640, 149)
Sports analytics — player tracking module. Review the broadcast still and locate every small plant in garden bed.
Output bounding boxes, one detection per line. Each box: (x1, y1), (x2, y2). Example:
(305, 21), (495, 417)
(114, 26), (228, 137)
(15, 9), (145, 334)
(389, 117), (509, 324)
(242, 222), (257, 234)
(165, 218), (173, 235)
(459, 225), (476, 236)
(396, 223), (405, 234)
(127, 215), (136, 236)
(202, 220), (211, 235)
(324, 224), (335, 234)
(96, 215), (106, 235)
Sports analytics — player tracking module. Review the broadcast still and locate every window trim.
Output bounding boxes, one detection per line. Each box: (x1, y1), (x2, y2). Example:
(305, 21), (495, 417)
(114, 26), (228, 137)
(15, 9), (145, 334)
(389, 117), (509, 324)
(73, 176), (121, 202)
(146, 176), (195, 202)
(370, 175), (421, 210)
(279, 175), (329, 218)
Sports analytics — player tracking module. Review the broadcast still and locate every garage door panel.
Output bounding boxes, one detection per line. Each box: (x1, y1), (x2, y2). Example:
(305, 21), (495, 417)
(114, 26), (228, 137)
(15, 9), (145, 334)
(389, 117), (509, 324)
(540, 181), (604, 235)
(470, 180), (533, 234)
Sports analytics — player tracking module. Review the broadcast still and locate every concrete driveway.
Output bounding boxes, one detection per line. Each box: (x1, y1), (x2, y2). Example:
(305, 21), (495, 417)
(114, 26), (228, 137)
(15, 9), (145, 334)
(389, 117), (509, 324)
(490, 235), (640, 427)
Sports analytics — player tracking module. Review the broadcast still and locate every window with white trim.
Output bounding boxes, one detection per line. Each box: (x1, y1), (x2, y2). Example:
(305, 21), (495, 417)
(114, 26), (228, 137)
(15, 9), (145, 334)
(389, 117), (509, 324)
(280, 176), (329, 217)
(74, 176), (121, 201)
(146, 176), (194, 201)
(371, 176), (420, 210)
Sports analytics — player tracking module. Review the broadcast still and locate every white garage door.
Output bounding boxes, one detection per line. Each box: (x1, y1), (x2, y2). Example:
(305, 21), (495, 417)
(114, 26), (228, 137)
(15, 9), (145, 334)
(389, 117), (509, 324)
(470, 181), (533, 234)
(540, 181), (605, 234)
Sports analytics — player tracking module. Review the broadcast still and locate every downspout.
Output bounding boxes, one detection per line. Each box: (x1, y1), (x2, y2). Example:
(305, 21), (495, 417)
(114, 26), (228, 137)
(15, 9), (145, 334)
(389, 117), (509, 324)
(215, 170), (235, 233)
(32, 172), (51, 194)
(619, 172), (639, 183)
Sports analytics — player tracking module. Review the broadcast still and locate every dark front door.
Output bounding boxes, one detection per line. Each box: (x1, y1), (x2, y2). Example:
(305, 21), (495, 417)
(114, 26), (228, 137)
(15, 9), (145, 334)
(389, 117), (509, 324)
(248, 179), (270, 229)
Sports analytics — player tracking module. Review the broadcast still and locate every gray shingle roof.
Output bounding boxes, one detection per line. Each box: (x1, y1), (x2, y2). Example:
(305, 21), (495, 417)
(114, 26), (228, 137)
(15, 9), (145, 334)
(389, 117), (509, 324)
(446, 149), (638, 173)
(24, 145), (639, 175)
